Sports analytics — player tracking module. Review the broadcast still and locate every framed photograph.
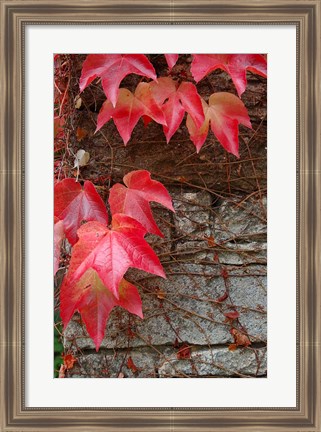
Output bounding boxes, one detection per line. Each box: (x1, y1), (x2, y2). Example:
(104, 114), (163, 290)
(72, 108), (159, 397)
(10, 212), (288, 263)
(1, 1), (320, 431)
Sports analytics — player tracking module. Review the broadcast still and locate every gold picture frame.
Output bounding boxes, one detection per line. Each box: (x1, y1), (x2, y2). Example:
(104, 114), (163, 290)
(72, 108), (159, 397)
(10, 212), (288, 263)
(0, 1), (320, 430)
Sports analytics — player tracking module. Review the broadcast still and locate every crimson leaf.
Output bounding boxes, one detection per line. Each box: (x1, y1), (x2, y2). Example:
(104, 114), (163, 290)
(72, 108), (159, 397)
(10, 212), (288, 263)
(186, 92), (252, 157)
(60, 215), (165, 300)
(191, 54), (267, 96)
(79, 54), (157, 106)
(61, 269), (142, 350)
(109, 170), (174, 237)
(164, 54), (179, 70)
(96, 83), (166, 144)
(54, 179), (109, 245)
(149, 77), (205, 142)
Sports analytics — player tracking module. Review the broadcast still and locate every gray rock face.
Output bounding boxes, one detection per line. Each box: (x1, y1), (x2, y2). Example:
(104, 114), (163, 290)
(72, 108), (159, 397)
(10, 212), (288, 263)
(66, 346), (267, 378)
(213, 196), (267, 243)
(63, 190), (267, 378)
(158, 346), (267, 378)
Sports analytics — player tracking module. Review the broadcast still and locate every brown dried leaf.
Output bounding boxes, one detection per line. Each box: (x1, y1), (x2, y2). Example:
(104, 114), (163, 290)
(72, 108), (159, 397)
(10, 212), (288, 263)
(76, 127), (88, 141)
(157, 289), (166, 300)
(62, 353), (77, 370)
(230, 328), (251, 347)
(205, 235), (216, 247)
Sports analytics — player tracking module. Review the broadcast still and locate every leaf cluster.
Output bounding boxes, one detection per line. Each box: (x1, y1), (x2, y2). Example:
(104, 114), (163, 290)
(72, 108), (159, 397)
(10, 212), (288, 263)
(54, 53), (267, 351)
(55, 171), (174, 350)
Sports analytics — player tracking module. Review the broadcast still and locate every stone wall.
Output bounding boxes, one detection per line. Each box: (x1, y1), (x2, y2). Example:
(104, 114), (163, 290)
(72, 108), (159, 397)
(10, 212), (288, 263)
(59, 57), (267, 378)
(63, 190), (267, 378)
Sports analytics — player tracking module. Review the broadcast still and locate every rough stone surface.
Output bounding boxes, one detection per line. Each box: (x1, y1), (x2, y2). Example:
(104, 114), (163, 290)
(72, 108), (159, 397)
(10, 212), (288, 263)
(158, 346), (267, 378)
(172, 190), (214, 260)
(66, 346), (266, 378)
(213, 196), (267, 243)
(64, 262), (266, 350)
(64, 192), (267, 377)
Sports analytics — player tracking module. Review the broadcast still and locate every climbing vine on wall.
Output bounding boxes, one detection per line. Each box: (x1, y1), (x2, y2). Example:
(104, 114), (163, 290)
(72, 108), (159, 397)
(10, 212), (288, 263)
(54, 53), (267, 354)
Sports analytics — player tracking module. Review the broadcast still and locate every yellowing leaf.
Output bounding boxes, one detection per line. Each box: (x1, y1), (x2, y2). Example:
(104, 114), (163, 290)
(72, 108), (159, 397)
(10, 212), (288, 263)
(186, 92), (252, 157)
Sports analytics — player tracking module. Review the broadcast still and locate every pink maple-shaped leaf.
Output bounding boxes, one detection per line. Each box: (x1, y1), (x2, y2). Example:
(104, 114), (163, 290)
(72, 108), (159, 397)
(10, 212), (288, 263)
(186, 92), (252, 157)
(150, 77), (205, 142)
(96, 83), (166, 144)
(54, 217), (64, 275)
(79, 54), (157, 106)
(109, 170), (174, 237)
(164, 54), (179, 70)
(191, 54), (267, 96)
(96, 90), (141, 144)
(54, 179), (109, 245)
(61, 268), (142, 350)
(59, 215), (165, 301)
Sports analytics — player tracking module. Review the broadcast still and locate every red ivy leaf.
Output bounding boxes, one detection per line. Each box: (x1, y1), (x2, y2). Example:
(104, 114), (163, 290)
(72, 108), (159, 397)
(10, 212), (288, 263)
(54, 179), (109, 245)
(79, 54), (157, 106)
(54, 217), (64, 275)
(142, 115), (153, 127)
(149, 77), (205, 142)
(191, 54), (267, 96)
(96, 83), (166, 144)
(176, 343), (191, 359)
(228, 343), (237, 351)
(215, 292), (228, 303)
(61, 268), (143, 350)
(186, 93), (252, 157)
(60, 215), (165, 304)
(224, 310), (240, 320)
(164, 54), (179, 70)
(127, 356), (139, 373)
(109, 170), (174, 237)
(134, 82), (167, 125)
